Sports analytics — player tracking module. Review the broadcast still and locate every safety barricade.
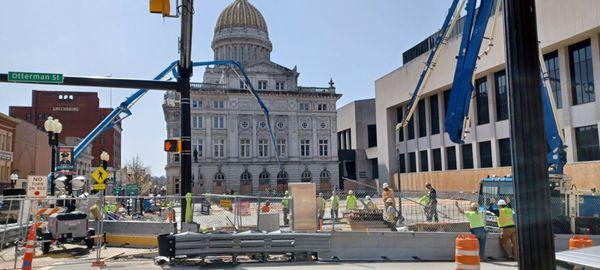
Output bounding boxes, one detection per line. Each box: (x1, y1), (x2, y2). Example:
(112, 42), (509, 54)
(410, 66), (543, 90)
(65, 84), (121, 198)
(569, 235), (593, 250)
(455, 234), (480, 270)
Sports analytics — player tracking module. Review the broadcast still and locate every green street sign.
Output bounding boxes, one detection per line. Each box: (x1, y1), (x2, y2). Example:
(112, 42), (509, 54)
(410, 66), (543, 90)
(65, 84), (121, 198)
(8, 71), (63, 84)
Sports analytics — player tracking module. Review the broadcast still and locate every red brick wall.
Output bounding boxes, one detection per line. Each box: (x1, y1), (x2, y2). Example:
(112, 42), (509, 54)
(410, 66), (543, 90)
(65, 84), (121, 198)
(9, 90), (121, 169)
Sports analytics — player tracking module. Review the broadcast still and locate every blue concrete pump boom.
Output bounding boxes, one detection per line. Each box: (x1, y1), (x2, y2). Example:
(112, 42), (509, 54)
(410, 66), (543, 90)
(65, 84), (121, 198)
(443, 0), (567, 174)
(72, 60), (280, 166)
(397, 0), (463, 129)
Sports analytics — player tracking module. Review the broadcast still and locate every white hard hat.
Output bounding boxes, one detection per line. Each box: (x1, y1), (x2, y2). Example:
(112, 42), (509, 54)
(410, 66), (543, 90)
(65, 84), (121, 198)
(365, 196), (371, 200)
(348, 190), (354, 195)
(497, 199), (507, 206)
(382, 183), (389, 189)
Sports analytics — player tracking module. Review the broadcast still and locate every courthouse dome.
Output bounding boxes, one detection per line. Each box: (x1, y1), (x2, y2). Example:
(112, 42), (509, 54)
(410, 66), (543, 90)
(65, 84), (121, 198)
(215, 0), (268, 33)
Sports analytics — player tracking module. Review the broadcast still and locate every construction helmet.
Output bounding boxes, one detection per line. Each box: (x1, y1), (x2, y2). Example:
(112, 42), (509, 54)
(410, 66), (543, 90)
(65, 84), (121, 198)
(497, 199), (507, 206)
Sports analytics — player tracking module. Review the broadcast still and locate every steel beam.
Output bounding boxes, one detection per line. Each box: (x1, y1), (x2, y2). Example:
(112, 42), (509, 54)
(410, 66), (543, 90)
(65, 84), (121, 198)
(503, 0), (556, 269)
(0, 74), (178, 90)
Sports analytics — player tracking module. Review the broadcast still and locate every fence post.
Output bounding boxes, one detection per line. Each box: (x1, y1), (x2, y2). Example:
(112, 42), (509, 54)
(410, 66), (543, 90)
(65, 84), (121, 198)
(256, 196), (262, 232)
(0, 199), (13, 251)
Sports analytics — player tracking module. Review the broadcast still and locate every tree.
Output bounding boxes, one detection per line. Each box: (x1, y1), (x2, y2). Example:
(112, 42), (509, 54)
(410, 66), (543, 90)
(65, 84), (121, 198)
(123, 155), (152, 195)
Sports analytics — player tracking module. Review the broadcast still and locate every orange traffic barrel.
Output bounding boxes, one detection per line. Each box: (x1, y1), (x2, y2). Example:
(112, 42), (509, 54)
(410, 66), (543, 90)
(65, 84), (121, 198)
(455, 234), (480, 270)
(569, 235), (593, 250)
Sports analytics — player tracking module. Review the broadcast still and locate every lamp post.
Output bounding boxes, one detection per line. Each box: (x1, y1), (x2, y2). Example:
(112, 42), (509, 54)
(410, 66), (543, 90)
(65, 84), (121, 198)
(100, 151), (110, 170)
(44, 116), (62, 195)
(10, 173), (18, 188)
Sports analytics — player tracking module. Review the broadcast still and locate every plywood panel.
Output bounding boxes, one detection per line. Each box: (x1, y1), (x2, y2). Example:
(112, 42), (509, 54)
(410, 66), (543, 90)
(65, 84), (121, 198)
(392, 162), (600, 192)
(289, 183), (317, 232)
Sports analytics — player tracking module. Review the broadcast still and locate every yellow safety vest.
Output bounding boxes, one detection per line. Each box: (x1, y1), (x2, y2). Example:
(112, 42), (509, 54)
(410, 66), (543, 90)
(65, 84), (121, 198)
(464, 211), (485, 229)
(498, 208), (515, 228)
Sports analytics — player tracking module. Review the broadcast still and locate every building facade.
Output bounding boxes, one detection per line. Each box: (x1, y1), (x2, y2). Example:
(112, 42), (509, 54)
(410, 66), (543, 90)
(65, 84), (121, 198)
(336, 99), (378, 192)
(163, 0), (341, 195)
(0, 113), (18, 189)
(9, 90), (122, 169)
(375, 0), (600, 191)
(12, 120), (51, 179)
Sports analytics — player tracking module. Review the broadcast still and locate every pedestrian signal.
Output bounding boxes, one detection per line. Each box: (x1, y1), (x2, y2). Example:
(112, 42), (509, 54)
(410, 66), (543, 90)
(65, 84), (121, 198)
(164, 139), (181, 152)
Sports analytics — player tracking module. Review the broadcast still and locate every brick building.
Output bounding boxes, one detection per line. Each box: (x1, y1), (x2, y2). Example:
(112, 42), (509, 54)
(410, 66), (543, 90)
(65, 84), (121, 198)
(0, 113), (18, 189)
(9, 90), (121, 169)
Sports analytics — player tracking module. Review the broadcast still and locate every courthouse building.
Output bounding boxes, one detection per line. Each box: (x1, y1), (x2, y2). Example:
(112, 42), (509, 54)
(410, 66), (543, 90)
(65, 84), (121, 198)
(163, 0), (341, 195)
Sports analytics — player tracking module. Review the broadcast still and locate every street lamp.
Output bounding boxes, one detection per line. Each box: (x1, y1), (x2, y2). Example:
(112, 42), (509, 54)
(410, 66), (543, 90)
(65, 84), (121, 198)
(100, 151), (110, 170)
(10, 173), (18, 188)
(44, 116), (62, 195)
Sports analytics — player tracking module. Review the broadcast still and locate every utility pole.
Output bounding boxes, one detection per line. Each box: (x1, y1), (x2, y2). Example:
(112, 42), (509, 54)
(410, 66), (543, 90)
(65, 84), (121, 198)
(179, 0), (194, 222)
(503, 0), (556, 269)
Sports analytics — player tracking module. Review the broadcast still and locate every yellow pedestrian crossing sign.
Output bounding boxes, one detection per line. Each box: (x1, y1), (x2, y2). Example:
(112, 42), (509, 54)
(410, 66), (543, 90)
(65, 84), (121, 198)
(92, 167), (109, 184)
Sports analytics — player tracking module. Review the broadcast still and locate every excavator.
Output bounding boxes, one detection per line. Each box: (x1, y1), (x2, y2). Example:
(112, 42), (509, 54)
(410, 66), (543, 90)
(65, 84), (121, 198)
(398, 0), (596, 234)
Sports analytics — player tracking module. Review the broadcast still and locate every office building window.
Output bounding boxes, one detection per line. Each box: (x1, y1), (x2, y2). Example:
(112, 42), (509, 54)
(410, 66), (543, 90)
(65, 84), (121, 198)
(213, 100), (225, 109)
(317, 103), (328, 111)
(213, 139), (225, 158)
(396, 107), (404, 142)
(575, 125), (600, 161)
(192, 116), (203, 129)
(446, 146), (457, 170)
(407, 116), (415, 140)
(299, 102), (310, 111)
(430, 95), (440, 134)
(443, 89), (451, 115)
(544, 51), (562, 108)
(367, 124), (377, 147)
(258, 80), (268, 90)
(498, 138), (512, 166)
(479, 141), (493, 168)
(462, 144), (474, 169)
(240, 138), (251, 158)
(277, 138), (286, 157)
(258, 139), (269, 157)
(399, 153), (406, 173)
(213, 115), (225, 129)
(432, 148), (442, 171)
(476, 77), (490, 125)
(420, 150), (428, 172)
(408, 152), (417, 173)
(569, 39), (595, 105)
(319, 139), (329, 156)
(276, 81), (285, 90)
(495, 70), (509, 121)
(194, 139), (204, 158)
(418, 100), (427, 137)
(300, 139), (311, 157)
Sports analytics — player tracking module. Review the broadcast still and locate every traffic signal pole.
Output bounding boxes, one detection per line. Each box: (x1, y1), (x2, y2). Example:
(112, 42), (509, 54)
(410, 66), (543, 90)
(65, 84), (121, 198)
(178, 0), (194, 222)
(503, 0), (556, 269)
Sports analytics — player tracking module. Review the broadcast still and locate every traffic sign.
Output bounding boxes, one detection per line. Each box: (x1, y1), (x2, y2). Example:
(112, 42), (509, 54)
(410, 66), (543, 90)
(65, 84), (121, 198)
(8, 71), (63, 84)
(219, 199), (232, 208)
(92, 167), (109, 184)
(125, 184), (139, 196)
(26, 175), (48, 198)
(93, 184), (106, 190)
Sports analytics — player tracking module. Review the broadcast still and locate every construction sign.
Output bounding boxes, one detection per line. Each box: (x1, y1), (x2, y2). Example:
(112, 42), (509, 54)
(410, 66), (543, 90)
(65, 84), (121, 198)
(26, 175), (48, 198)
(219, 199), (232, 208)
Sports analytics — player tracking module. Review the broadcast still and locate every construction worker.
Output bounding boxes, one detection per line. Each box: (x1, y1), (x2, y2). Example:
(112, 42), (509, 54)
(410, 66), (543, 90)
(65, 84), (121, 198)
(346, 190), (357, 211)
(363, 195), (377, 210)
(495, 199), (517, 261)
(261, 200), (271, 213)
(455, 201), (487, 259)
(383, 198), (398, 231)
(316, 193), (325, 227)
(329, 190), (340, 220)
(282, 191), (290, 226)
(425, 183), (439, 222)
(382, 183), (396, 209)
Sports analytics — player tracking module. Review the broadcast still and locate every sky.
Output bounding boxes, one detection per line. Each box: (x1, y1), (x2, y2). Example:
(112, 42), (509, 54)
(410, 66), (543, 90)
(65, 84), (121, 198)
(0, 0), (453, 176)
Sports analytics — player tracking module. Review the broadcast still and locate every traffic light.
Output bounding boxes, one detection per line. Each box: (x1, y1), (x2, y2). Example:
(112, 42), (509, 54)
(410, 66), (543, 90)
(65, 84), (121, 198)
(164, 139), (182, 153)
(150, 0), (170, 16)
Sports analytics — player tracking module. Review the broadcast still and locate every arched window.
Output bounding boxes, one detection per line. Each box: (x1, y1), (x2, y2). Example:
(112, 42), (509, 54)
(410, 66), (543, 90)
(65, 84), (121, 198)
(276, 170), (289, 192)
(301, 170), (312, 182)
(240, 170), (253, 195)
(241, 171), (252, 181)
(259, 170), (270, 186)
(320, 170), (331, 182)
(214, 172), (225, 185)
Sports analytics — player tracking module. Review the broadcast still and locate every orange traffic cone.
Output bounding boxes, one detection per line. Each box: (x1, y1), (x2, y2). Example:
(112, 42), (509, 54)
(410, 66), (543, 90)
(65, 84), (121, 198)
(21, 223), (37, 270)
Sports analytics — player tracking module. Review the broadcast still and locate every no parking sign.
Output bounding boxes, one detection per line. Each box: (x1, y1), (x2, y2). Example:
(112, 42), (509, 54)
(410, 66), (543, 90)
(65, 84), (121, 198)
(26, 175), (47, 198)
